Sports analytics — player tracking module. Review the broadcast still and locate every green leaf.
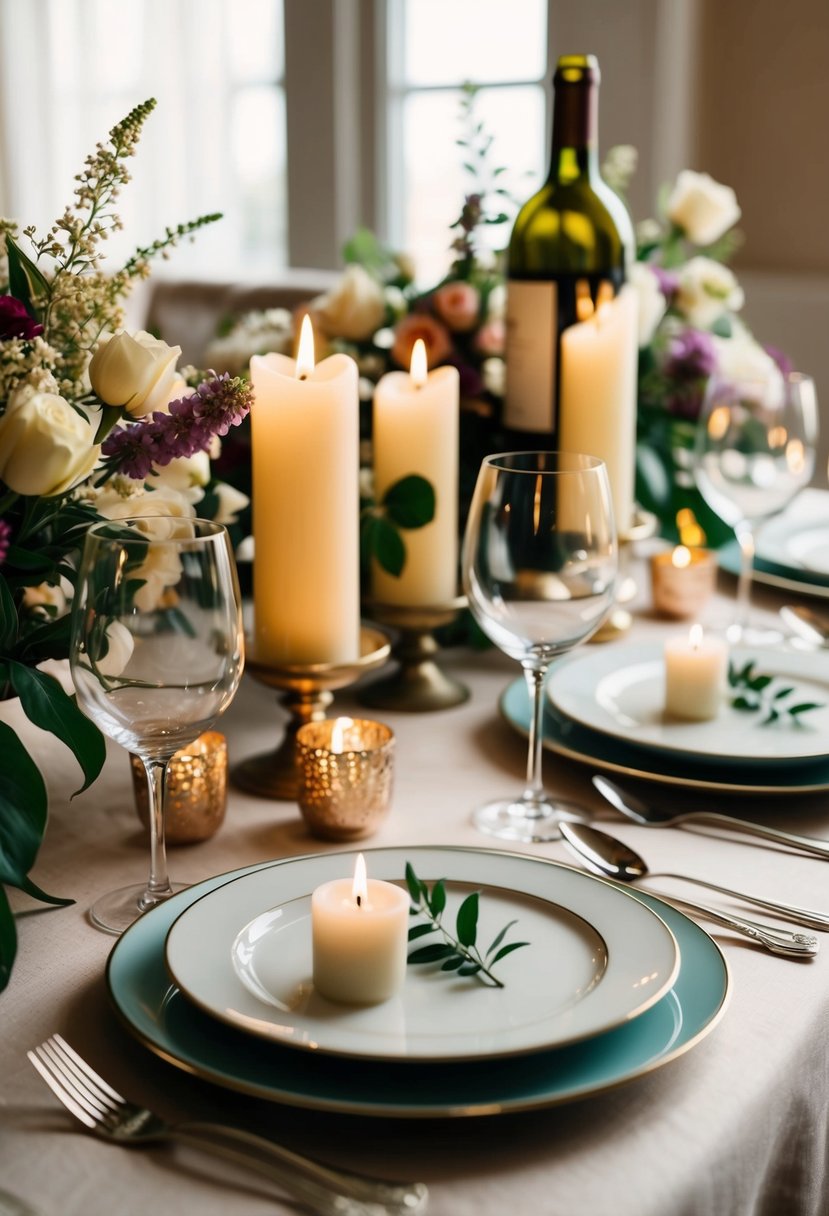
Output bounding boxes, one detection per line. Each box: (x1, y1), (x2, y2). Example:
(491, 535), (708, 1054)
(0, 721), (47, 886)
(382, 475), (436, 529)
(408, 922), (436, 941)
(371, 517), (406, 577)
(731, 696), (756, 711)
(773, 686), (795, 700)
(408, 942), (457, 964)
(440, 956), (465, 971)
(455, 891), (479, 947)
(4, 546), (55, 573)
(5, 233), (50, 319)
(748, 675), (773, 692)
(428, 879), (447, 918)
(457, 962), (482, 976)
(0, 577), (17, 652)
(0, 887), (16, 993)
(489, 941), (530, 966)
(405, 861), (424, 904)
(789, 702), (824, 715)
(486, 919), (518, 959)
(8, 663), (106, 795)
(94, 405), (125, 444)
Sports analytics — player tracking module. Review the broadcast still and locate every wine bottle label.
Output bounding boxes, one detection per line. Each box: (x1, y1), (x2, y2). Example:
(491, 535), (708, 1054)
(504, 280), (557, 432)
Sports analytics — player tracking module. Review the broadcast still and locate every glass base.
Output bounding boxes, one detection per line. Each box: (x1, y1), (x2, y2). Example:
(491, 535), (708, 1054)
(472, 797), (585, 843)
(89, 881), (187, 936)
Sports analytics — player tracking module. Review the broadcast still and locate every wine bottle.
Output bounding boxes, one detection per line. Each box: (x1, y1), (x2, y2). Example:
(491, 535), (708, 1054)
(504, 53), (638, 531)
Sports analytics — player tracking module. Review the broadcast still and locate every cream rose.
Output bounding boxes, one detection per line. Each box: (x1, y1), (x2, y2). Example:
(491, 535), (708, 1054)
(152, 451), (212, 504)
(0, 385), (100, 496)
(675, 257), (744, 329)
(311, 266), (386, 342)
(212, 481), (250, 526)
(630, 263), (667, 347)
(89, 330), (182, 417)
(432, 281), (480, 332)
(712, 329), (783, 391)
(95, 621), (135, 678)
(667, 170), (741, 247)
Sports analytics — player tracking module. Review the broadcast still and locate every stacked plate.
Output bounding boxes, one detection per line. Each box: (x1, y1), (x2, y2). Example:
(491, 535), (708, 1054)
(501, 644), (829, 795)
(719, 489), (829, 599)
(107, 846), (729, 1118)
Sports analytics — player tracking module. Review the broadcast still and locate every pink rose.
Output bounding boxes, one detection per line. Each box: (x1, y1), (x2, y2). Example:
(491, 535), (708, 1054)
(475, 318), (505, 357)
(432, 281), (480, 332)
(391, 313), (453, 370)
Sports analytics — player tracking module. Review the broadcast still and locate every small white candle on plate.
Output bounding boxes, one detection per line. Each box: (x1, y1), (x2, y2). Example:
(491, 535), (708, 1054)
(311, 853), (409, 1004)
(664, 624), (728, 721)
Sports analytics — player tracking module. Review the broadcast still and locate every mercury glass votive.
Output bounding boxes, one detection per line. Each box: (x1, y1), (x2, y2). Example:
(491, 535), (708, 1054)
(131, 731), (228, 844)
(650, 544), (717, 619)
(295, 717), (395, 841)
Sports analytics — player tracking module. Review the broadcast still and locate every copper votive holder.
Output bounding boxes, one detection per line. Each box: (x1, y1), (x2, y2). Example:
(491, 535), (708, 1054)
(651, 545), (717, 619)
(295, 717), (395, 841)
(131, 731), (228, 843)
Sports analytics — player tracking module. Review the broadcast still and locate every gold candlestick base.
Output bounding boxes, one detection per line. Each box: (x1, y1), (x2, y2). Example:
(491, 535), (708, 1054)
(591, 508), (658, 643)
(359, 595), (469, 713)
(231, 625), (391, 801)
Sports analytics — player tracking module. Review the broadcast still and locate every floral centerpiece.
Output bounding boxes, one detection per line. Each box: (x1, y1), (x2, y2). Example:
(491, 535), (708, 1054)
(0, 99), (251, 990)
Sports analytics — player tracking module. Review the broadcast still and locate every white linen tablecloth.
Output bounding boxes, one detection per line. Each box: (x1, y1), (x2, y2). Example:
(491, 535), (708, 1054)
(2, 567), (829, 1216)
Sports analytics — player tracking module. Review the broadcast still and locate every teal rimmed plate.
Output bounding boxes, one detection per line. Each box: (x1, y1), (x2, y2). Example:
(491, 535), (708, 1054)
(503, 679), (829, 794)
(107, 848), (729, 1118)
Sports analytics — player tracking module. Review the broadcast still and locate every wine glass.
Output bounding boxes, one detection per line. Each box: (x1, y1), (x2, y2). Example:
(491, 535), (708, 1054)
(693, 370), (818, 643)
(462, 452), (617, 842)
(70, 516), (244, 933)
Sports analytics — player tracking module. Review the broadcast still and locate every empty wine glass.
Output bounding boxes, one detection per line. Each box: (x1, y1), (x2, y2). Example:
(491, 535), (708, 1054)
(693, 370), (818, 643)
(462, 452), (617, 842)
(70, 516), (244, 933)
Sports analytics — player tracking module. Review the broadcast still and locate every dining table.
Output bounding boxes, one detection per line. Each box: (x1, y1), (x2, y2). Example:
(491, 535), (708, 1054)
(2, 544), (829, 1216)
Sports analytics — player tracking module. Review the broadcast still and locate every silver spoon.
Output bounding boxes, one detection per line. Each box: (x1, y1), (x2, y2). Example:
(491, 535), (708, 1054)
(592, 774), (829, 861)
(780, 604), (829, 647)
(559, 821), (820, 958)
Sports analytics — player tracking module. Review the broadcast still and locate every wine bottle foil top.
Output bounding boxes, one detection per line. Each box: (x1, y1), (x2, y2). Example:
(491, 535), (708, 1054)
(555, 54), (600, 86)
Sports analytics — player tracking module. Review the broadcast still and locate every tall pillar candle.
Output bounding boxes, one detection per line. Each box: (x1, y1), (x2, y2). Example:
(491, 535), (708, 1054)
(558, 284), (638, 534)
(372, 340), (459, 605)
(250, 320), (360, 665)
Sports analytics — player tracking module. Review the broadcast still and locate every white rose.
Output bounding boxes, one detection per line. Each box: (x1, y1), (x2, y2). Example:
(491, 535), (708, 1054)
(95, 620), (135, 678)
(23, 575), (73, 617)
(311, 265), (386, 341)
(92, 481), (197, 525)
(675, 257), (744, 329)
(89, 330), (182, 417)
(630, 263), (667, 347)
(0, 385), (100, 496)
(212, 481), (250, 526)
(152, 451), (212, 504)
(667, 170), (741, 247)
(481, 357), (505, 397)
(711, 329), (783, 391)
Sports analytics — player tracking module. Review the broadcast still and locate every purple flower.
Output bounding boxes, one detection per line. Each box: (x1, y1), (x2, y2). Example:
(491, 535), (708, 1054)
(0, 519), (10, 565)
(663, 328), (718, 381)
(0, 296), (43, 341)
(102, 373), (253, 480)
(651, 266), (680, 300)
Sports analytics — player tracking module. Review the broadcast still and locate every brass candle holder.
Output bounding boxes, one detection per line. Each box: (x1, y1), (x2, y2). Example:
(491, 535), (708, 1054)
(592, 508), (658, 642)
(231, 625), (391, 801)
(296, 717), (395, 840)
(359, 594), (469, 712)
(131, 731), (228, 843)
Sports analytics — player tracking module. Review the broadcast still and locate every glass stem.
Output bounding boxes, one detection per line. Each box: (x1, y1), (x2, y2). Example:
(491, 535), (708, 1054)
(522, 664), (547, 810)
(139, 757), (173, 912)
(734, 523), (755, 637)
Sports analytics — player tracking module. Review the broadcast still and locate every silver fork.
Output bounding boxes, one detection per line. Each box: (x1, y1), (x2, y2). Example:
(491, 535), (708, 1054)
(28, 1034), (428, 1216)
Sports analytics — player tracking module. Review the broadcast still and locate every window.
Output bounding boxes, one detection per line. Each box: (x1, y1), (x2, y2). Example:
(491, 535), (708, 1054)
(383, 0), (550, 284)
(0, 0), (287, 279)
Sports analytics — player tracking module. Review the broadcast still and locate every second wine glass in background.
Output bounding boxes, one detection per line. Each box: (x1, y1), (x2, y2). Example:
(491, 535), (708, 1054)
(462, 452), (617, 842)
(693, 371), (818, 644)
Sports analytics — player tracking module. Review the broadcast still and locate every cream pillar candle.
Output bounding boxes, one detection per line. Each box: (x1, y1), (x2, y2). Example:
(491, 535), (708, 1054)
(372, 339), (459, 606)
(250, 317), (360, 665)
(559, 284), (638, 534)
(664, 624), (729, 721)
(311, 853), (409, 1004)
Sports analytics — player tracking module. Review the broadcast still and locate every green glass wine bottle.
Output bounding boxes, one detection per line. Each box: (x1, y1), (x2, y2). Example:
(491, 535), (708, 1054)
(504, 53), (638, 531)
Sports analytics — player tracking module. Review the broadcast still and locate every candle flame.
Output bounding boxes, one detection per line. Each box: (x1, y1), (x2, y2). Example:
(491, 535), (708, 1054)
(330, 717), (350, 754)
(410, 338), (428, 388)
(672, 545), (692, 570)
(676, 507), (706, 548)
(352, 853), (368, 908)
(786, 437), (806, 475)
(575, 279), (594, 322)
(295, 314), (316, 379)
(689, 623), (704, 650)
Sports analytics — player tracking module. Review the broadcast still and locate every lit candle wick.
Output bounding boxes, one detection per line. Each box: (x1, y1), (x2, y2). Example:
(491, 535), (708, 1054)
(410, 338), (428, 389)
(295, 313), (316, 381)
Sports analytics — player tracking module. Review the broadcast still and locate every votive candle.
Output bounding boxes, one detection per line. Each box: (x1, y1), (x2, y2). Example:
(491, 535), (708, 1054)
(664, 624), (728, 721)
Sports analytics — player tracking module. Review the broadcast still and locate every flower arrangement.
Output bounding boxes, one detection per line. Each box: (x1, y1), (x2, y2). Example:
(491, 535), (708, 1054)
(0, 99), (251, 989)
(610, 150), (788, 544)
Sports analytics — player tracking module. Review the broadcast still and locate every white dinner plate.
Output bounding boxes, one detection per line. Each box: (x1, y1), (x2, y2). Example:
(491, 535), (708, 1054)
(165, 847), (679, 1062)
(547, 644), (829, 764)
(719, 489), (829, 597)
